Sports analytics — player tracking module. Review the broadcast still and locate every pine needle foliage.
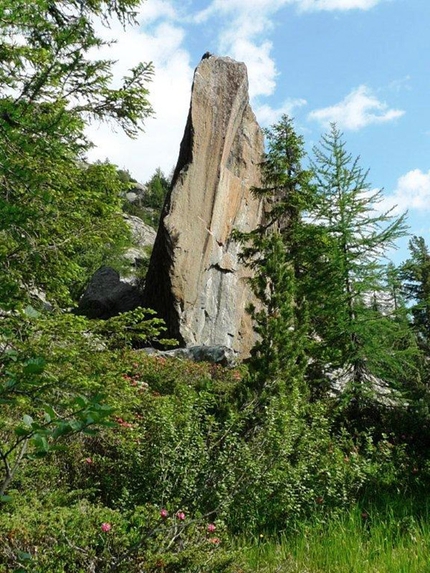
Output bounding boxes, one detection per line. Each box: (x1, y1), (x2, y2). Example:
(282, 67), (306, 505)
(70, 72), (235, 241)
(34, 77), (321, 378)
(235, 116), (311, 400)
(0, 0), (154, 308)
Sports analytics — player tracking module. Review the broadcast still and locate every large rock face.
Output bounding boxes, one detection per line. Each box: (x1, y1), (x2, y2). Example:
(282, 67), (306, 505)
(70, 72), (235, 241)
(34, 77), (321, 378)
(143, 55), (264, 357)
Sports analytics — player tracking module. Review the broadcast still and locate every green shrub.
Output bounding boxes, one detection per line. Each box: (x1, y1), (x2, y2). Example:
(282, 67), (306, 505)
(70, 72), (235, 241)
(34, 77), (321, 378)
(0, 500), (236, 572)
(56, 361), (386, 535)
(4, 307), (430, 563)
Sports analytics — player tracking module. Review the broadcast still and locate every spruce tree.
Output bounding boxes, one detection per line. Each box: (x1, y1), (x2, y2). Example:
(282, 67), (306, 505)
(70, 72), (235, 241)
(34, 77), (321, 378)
(243, 115), (313, 276)
(236, 116), (311, 399)
(246, 232), (308, 399)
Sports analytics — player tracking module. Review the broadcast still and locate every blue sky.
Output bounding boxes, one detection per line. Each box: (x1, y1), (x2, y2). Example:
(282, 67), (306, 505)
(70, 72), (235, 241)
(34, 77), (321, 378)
(88, 0), (430, 262)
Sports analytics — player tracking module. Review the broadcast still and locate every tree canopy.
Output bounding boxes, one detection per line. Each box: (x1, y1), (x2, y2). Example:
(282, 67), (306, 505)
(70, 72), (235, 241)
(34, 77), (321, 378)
(0, 0), (153, 308)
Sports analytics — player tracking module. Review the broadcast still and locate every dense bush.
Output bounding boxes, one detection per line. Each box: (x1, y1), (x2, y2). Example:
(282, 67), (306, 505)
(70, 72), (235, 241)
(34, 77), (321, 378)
(0, 499), (235, 573)
(2, 305), (430, 568)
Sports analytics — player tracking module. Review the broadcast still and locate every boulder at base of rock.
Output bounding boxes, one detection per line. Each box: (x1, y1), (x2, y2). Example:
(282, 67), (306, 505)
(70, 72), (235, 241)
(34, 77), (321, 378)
(76, 266), (144, 319)
(141, 345), (236, 367)
(143, 54), (265, 358)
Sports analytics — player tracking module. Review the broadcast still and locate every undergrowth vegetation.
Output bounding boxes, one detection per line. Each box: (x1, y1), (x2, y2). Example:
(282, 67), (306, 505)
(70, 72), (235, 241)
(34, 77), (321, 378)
(239, 497), (430, 572)
(2, 310), (430, 571)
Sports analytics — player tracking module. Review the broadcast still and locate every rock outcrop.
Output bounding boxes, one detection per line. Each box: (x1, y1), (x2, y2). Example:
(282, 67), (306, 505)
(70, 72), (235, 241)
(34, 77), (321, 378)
(122, 214), (156, 275)
(143, 55), (265, 357)
(76, 266), (144, 319)
(141, 345), (237, 368)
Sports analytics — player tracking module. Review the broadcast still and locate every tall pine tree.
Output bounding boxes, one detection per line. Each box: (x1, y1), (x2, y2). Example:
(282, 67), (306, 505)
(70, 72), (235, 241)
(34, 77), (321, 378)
(236, 116), (311, 400)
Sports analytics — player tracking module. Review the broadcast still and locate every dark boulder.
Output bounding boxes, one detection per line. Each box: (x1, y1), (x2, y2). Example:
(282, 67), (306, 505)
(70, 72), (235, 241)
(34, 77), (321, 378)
(76, 266), (144, 319)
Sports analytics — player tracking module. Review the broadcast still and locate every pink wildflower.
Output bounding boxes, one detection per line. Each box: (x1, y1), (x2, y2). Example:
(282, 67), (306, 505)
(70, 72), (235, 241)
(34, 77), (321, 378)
(84, 457), (93, 464)
(176, 511), (185, 521)
(101, 523), (112, 532)
(207, 523), (216, 533)
(160, 509), (168, 519)
(209, 537), (220, 545)
(115, 416), (133, 429)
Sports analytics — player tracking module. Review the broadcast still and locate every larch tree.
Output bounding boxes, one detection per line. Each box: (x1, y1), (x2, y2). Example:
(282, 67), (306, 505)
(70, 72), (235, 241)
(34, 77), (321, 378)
(401, 236), (430, 346)
(401, 236), (430, 386)
(308, 125), (420, 403)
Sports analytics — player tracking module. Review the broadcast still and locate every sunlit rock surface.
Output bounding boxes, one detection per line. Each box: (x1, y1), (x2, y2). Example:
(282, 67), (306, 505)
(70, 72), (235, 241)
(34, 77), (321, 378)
(143, 55), (264, 357)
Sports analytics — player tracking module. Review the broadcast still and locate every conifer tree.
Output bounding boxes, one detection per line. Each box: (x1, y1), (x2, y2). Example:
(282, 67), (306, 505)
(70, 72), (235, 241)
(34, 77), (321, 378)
(401, 236), (430, 347)
(143, 168), (170, 211)
(308, 125), (419, 401)
(400, 236), (430, 386)
(236, 116), (311, 399)
(245, 232), (308, 399)
(242, 115), (313, 277)
(0, 0), (153, 308)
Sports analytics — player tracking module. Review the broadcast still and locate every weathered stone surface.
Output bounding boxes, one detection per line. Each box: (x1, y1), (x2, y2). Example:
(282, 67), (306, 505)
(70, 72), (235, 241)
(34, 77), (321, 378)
(141, 345), (237, 367)
(76, 266), (144, 319)
(124, 214), (156, 248)
(124, 181), (146, 204)
(143, 55), (264, 357)
(122, 214), (156, 272)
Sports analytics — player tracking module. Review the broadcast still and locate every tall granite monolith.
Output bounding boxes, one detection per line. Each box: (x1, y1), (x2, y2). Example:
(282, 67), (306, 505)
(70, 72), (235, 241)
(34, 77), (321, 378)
(143, 55), (265, 357)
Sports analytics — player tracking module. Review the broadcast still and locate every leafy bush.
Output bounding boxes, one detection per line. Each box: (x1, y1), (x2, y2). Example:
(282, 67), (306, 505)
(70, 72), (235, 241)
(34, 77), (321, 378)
(49, 357), (391, 535)
(0, 307), (169, 496)
(0, 500), (235, 573)
(3, 304), (430, 570)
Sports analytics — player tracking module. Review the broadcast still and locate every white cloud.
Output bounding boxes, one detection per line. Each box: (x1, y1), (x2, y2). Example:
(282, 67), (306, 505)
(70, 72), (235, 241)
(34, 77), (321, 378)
(308, 85), (404, 131)
(139, 0), (178, 23)
(381, 170), (430, 214)
(194, 0), (285, 23)
(86, 1), (194, 183)
(194, 3), (281, 101)
(84, 0), (388, 182)
(227, 39), (277, 98)
(195, 0), (382, 20)
(194, 0), (383, 103)
(255, 98), (308, 126)
(296, 0), (382, 11)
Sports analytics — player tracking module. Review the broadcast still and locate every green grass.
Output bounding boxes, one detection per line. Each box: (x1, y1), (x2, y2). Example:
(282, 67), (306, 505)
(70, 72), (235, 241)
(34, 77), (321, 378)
(238, 498), (430, 572)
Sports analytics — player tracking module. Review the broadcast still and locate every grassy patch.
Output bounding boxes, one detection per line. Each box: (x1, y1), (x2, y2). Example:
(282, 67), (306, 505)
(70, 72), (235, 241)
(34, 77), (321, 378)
(239, 499), (430, 572)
